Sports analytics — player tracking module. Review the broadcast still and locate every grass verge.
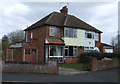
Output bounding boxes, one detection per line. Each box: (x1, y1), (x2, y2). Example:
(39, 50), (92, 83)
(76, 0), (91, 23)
(59, 63), (90, 71)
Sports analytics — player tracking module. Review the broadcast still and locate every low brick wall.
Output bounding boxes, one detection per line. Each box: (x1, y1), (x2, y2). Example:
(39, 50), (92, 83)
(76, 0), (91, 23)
(96, 58), (120, 70)
(90, 58), (120, 71)
(2, 58), (58, 74)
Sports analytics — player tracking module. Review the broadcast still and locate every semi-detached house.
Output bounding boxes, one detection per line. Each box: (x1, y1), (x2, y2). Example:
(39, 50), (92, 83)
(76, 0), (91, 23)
(5, 6), (114, 63)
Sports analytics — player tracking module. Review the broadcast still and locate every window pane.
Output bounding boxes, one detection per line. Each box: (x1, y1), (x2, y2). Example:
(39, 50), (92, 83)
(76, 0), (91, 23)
(50, 26), (57, 36)
(87, 33), (92, 38)
(65, 28), (69, 37)
(73, 46), (77, 56)
(73, 29), (77, 37)
(69, 28), (73, 37)
(65, 48), (68, 56)
(69, 46), (73, 56)
(50, 46), (56, 56)
(32, 49), (36, 54)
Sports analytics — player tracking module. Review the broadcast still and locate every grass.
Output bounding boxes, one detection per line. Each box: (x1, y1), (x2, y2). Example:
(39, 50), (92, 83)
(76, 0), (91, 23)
(118, 72), (120, 75)
(59, 63), (90, 71)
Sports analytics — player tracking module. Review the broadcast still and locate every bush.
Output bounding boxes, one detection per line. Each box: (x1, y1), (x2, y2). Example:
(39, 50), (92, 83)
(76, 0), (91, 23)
(80, 51), (120, 62)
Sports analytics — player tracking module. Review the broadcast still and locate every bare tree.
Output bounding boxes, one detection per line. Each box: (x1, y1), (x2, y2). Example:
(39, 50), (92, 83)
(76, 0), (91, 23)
(8, 29), (25, 44)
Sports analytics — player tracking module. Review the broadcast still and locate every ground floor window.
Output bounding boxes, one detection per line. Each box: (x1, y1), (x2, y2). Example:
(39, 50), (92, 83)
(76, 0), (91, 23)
(25, 48), (30, 55)
(32, 48), (36, 54)
(49, 45), (63, 56)
(65, 46), (77, 57)
(84, 47), (94, 52)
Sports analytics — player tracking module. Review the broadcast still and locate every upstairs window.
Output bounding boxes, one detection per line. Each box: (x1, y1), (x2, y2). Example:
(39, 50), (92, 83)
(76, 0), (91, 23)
(64, 27), (77, 37)
(50, 26), (57, 36)
(85, 31), (94, 39)
(95, 33), (99, 41)
(31, 32), (33, 38)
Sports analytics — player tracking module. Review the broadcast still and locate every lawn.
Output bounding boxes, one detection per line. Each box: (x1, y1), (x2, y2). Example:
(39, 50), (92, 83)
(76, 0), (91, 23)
(118, 72), (120, 75)
(59, 63), (90, 71)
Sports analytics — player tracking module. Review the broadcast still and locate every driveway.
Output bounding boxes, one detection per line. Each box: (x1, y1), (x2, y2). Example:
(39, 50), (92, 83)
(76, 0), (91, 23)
(59, 67), (88, 75)
(2, 67), (120, 82)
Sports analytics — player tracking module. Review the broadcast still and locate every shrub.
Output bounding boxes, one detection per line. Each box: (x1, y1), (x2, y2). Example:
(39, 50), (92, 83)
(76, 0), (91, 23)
(80, 51), (120, 62)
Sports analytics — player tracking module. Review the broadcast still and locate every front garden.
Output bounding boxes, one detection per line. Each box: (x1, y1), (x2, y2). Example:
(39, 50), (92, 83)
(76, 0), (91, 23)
(59, 63), (90, 71)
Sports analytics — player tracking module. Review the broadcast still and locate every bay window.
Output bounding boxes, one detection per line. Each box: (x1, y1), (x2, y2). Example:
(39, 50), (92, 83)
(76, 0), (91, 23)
(49, 45), (63, 57)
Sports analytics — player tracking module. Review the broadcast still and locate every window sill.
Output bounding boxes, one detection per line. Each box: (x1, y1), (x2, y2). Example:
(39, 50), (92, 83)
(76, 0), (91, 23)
(65, 56), (78, 58)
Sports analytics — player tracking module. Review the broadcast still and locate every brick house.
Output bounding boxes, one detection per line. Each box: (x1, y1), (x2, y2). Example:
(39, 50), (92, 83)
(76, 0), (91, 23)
(5, 6), (114, 63)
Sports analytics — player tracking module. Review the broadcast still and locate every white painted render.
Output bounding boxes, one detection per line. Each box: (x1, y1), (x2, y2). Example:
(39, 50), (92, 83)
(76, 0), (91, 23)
(105, 49), (113, 53)
(62, 28), (96, 47)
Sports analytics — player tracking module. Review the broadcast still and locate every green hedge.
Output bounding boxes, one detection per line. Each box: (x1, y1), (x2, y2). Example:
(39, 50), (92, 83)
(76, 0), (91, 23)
(80, 51), (120, 62)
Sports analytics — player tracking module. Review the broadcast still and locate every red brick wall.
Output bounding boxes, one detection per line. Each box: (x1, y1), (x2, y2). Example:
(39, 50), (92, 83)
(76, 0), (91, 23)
(23, 26), (47, 63)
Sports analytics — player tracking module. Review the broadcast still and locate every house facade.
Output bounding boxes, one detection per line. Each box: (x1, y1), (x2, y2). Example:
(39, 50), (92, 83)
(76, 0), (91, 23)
(5, 6), (114, 63)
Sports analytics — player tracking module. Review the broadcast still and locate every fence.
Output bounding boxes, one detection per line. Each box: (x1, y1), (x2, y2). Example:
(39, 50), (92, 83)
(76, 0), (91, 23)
(2, 58), (58, 74)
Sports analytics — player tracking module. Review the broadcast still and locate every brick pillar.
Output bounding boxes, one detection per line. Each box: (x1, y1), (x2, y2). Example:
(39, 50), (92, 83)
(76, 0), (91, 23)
(90, 57), (97, 71)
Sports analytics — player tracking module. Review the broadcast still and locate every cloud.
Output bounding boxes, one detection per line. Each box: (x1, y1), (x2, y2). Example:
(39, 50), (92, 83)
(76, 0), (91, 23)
(0, 2), (118, 45)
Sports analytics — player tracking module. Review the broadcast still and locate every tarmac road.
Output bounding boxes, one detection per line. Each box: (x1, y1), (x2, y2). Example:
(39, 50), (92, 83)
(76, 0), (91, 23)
(2, 67), (120, 83)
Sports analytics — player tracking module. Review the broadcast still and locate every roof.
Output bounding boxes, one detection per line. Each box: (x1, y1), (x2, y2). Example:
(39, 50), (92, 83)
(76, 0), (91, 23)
(45, 38), (64, 45)
(24, 12), (102, 33)
(10, 43), (22, 48)
(100, 43), (114, 47)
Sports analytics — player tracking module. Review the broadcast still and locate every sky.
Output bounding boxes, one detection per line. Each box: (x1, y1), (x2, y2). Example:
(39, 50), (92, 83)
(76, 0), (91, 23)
(0, 1), (118, 45)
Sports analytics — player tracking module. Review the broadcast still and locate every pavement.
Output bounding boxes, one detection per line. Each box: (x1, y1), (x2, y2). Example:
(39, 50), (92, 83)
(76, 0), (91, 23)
(2, 67), (120, 83)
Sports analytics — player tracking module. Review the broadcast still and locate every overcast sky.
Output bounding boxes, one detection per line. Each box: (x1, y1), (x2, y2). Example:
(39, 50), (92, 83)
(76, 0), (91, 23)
(0, 2), (118, 45)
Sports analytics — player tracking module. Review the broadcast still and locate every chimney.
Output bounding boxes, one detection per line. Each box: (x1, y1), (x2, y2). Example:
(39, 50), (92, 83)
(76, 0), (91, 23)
(60, 6), (68, 16)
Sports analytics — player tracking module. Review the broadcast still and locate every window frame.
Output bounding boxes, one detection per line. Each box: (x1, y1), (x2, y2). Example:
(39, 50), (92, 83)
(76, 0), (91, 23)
(64, 27), (77, 38)
(65, 46), (77, 57)
(49, 26), (57, 36)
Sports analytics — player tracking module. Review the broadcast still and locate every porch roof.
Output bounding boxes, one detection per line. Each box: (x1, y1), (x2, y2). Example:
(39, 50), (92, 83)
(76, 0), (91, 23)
(45, 38), (64, 45)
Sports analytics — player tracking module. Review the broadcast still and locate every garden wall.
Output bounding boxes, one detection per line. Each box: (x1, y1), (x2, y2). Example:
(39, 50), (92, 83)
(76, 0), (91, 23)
(90, 58), (120, 71)
(2, 58), (58, 74)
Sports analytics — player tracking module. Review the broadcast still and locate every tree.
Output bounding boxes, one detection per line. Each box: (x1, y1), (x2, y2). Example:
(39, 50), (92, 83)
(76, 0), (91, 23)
(8, 29), (25, 44)
(111, 32), (120, 52)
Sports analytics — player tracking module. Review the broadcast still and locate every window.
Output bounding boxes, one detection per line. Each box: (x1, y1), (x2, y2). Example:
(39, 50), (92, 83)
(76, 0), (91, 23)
(31, 32), (33, 38)
(69, 29), (73, 37)
(65, 28), (69, 37)
(85, 31), (94, 39)
(65, 46), (69, 56)
(50, 46), (63, 56)
(64, 27), (77, 37)
(65, 46), (77, 57)
(73, 29), (77, 37)
(95, 33), (99, 41)
(50, 26), (57, 36)
(25, 48), (30, 55)
(84, 47), (94, 52)
(32, 49), (36, 54)
(26, 31), (28, 42)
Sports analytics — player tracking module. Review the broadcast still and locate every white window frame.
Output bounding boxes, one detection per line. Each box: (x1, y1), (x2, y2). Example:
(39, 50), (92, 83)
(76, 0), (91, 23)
(85, 31), (94, 39)
(26, 31), (28, 42)
(95, 32), (99, 41)
(64, 27), (77, 38)
(50, 26), (57, 36)
(65, 46), (77, 57)
(31, 32), (33, 39)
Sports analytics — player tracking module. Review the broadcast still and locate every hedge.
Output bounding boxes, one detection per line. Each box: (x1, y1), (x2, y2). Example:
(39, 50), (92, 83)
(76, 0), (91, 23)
(80, 51), (120, 62)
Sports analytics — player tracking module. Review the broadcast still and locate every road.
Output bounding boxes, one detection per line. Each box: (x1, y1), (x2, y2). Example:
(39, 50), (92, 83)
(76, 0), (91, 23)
(2, 67), (120, 83)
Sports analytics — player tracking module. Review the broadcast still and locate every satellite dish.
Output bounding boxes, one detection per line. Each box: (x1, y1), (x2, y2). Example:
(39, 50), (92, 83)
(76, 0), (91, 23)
(94, 47), (100, 52)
